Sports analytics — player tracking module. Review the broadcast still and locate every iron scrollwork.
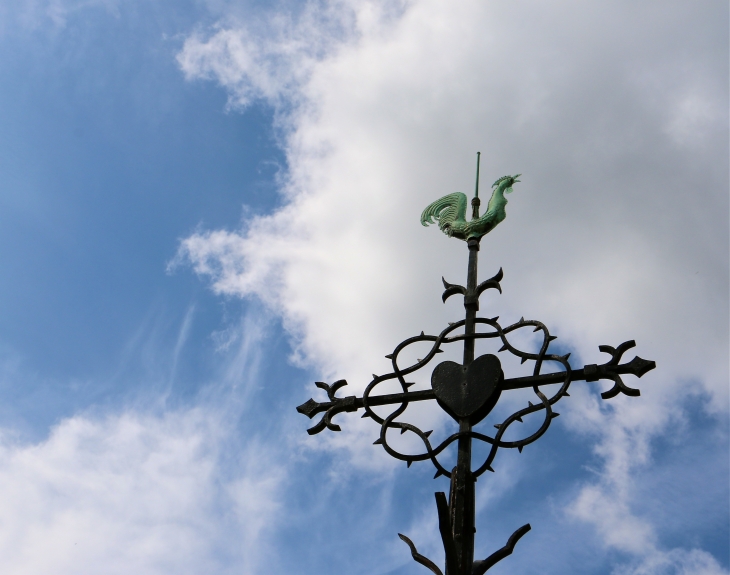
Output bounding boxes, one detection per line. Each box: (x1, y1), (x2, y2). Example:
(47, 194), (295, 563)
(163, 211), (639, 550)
(299, 271), (654, 475)
(297, 161), (656, 575)
(297, 268), (655, 574)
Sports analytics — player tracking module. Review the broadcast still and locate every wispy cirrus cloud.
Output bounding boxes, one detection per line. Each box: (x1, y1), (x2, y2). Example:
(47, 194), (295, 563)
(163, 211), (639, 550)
(2, 0), (121, 30)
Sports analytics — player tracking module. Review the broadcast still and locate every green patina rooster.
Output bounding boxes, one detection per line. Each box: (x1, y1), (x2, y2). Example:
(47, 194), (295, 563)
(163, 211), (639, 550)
(420, 174), (520, 241)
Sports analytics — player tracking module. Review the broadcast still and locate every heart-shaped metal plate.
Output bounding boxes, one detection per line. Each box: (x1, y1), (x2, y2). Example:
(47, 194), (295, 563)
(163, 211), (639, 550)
(431, 354), (503, 423)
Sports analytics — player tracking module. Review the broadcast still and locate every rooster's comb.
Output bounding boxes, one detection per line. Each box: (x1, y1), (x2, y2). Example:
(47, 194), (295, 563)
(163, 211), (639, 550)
(492, 175), (514, 188)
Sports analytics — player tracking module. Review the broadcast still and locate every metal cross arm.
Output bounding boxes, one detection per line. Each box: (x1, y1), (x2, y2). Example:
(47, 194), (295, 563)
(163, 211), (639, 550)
(296, 336), (656, 436)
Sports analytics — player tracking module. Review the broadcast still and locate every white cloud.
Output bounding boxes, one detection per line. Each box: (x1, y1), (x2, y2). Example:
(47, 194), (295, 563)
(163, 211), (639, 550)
(175, 0), (728, 573)
(0, 305), (284, 574)
(178, 0), (405, 110)
(564, 391), (669, 553)
(563, 379), (728, 573)
(177, 0), (727, 393)
(0, 408), (284, 574)
(615, 548), (727, 575)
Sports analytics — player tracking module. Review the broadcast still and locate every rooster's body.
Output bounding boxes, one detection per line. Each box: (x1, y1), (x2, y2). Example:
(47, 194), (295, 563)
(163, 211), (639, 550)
(420, 175), (520, 241)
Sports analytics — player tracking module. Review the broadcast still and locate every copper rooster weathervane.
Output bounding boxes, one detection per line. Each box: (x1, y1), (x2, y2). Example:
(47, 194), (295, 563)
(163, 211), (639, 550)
(297, 153), (656, 575)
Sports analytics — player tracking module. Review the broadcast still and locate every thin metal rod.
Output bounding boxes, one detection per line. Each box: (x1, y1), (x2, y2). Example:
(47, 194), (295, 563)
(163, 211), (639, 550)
(471, 153), (481, 220)
(474, 152), (481, 199)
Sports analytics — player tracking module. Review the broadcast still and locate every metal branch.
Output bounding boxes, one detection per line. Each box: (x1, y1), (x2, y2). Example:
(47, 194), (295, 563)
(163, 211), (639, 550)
(398, 533), (444, 575)
(471, 524), (531, 575)
(442, 277), (467, 303)
(475, 267), (503, 298)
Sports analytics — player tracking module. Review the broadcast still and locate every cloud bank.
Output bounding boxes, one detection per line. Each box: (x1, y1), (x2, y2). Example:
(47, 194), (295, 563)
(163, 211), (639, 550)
(175, 0), (728, 573)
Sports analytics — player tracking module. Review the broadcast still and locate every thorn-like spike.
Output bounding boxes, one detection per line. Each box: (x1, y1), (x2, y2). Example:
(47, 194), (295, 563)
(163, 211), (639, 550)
(494, 423), (502, 429)
(373, 438), (383, 445)
(562, 353), (571, 361)
(434, 469), (443, 479)
(486, 465), (495, 472)
(420, 331), (425, 336)
(385, 354), (393, 360)
(417, 359), (422, 363)
(551, 412), (560, 418)
(448, 322), (455, 326)
(563, 392), (570, 397)
(400, 427), (408, 435)
(435, 349), (444, 353)
(499, 344), (509, 352)
(548, 335), (558, 341)
(533, 326), (541, 332)
(520, 356), (528, 364)
(518, 445), (523, 453)
(528, 401), (534, 407)
(407, 460), (412, 468)
(372, 374), (378, 380)
(423, 430), (433, 438)
(361, 411), (370, 418)
(405, 381), (416, 388)
(490, 316), (499, 322)
(520, 317), (525, 323)
(515, 415), (523, 422)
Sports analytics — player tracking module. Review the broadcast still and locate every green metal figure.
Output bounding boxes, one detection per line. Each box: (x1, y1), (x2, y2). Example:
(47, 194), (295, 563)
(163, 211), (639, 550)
(420, 153), (520, 241)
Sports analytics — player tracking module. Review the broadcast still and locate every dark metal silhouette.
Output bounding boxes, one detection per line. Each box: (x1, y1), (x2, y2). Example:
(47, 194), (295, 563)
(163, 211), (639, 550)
(296, 159), (656, 575)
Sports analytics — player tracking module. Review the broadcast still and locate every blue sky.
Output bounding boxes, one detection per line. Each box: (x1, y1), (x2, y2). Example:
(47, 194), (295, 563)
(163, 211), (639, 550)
(0, 1), (727, 574)
(0, 1), (280, 422)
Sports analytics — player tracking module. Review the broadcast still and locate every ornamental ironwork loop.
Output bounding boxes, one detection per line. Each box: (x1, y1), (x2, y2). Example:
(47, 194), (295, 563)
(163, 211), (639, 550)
(297, 270), (654, 480)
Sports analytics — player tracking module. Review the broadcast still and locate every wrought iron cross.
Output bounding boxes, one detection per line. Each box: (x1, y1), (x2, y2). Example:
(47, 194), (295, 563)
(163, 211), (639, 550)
(296, 155), (656, 575)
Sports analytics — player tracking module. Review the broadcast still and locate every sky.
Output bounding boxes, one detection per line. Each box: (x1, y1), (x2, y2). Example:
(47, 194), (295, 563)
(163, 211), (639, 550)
(0, 1), (727, 574)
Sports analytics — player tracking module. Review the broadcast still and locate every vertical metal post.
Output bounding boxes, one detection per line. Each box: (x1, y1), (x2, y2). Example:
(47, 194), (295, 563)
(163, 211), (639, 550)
(448, 236), (480, 575)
